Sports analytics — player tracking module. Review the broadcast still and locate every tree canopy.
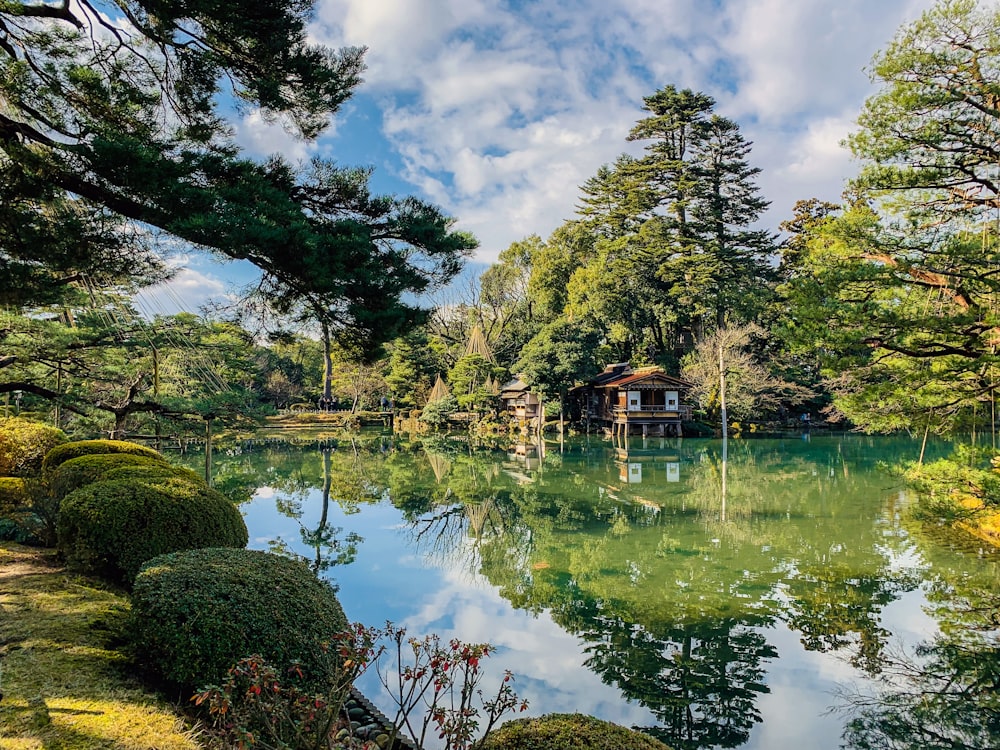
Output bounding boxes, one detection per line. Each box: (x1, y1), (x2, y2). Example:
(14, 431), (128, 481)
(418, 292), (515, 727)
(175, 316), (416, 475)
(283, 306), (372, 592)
(1, 0), (474, 354)
(783, 0), (1000, 433)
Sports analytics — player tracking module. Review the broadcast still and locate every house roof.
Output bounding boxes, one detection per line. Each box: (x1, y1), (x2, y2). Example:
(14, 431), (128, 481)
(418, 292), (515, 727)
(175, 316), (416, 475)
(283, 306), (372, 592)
(500, 378), (529, 395)
(605, 370), (693, 389)
(591, 362), (632, 385)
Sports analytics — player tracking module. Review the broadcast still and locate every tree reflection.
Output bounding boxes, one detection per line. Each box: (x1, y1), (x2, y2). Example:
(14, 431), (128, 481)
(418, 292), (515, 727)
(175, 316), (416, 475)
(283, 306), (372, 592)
(176, 431), (988, 750)
(557, 586), (776, 750)
(839, 585), (1000, 750)
(269, 446), (365, 575)
(402, 435), (930, 749)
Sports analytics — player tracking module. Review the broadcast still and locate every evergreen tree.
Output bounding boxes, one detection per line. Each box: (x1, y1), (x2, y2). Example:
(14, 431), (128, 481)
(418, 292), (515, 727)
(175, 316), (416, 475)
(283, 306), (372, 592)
(784, 0), (1000, 434)
(0, 0), (474, 353)
(561, 86), (774, 367)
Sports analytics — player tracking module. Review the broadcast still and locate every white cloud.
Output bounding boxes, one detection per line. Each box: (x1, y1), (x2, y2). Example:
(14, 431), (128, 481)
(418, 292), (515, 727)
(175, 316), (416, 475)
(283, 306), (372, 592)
(233, 109), (316, 162)
(303, 0), (940, 263)
(133, 265), (230, 317)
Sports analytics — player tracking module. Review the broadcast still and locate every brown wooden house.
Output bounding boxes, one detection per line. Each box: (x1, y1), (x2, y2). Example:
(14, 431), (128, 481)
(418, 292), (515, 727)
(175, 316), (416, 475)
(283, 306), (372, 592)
(573, 364), (693, 437)
(500, 378), (542, 432)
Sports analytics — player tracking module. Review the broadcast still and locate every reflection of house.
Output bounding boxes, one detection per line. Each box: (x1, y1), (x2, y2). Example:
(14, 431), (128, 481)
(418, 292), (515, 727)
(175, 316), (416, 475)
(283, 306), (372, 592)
(613, 438), (684, 484)
(573, 364), (693, 437)
(500, 378), (542, 431)
(506, 440), (543, 472)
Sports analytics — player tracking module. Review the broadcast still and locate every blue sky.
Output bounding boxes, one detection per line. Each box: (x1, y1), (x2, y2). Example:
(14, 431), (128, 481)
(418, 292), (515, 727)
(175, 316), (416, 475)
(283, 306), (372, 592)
(141, 0), (939, 316)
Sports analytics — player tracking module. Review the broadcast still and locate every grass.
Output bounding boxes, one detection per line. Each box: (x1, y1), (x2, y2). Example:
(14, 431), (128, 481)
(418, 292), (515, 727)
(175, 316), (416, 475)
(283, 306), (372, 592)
(0, 542), (203, 750)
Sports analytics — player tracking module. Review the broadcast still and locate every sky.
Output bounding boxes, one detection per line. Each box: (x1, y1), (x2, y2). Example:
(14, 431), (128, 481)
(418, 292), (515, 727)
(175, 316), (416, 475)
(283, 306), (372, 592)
(142, 0), (940, 316)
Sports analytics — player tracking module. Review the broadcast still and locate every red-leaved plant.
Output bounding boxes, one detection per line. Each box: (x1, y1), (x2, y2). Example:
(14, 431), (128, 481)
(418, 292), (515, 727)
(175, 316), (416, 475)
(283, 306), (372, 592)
(192, 622), (527, 750)
(376, 623), (528, 750)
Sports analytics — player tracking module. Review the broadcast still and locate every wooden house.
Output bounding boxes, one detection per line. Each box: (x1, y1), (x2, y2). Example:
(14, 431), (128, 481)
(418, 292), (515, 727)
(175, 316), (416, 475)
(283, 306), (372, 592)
(499, 378), (542, 432)
(573, 364), (693, 437)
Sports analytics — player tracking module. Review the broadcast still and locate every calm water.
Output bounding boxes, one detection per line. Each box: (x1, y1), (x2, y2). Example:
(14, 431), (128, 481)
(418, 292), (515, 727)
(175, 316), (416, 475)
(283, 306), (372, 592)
(175, 432), (1000, 750)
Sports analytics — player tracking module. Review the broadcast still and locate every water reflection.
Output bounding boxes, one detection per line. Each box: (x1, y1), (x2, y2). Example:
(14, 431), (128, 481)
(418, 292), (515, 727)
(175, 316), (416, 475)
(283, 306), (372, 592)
(175, 433), (1000, 750)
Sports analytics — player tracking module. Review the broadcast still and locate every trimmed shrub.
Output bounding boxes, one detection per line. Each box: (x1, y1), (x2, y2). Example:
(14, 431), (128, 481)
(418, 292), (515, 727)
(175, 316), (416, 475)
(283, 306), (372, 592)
(41, 439), (163, 476)
(128, 547), (349, 693)
(481, 714), (673, 750)
(0, 476), (44, 544)
(48, 453), (170, 501)
(57, 476), (248, 583)
(0, 476), (29, 514)
(101, 463), (203, 485)
(0, 418), (67, 477)
(0, 476), (51, 545)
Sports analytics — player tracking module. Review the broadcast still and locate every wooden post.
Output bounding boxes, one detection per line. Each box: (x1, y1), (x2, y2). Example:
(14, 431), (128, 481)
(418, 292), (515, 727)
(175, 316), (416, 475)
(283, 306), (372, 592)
(204, 418), (213, 486)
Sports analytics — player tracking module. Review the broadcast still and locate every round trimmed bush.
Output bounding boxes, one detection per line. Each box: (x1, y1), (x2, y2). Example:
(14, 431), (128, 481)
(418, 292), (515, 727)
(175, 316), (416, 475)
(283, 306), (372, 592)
(128, 547), (349, 693)
(0, 418), (67, 477)
(48, 453), (170, 501)
(481, 714), (672, 750)
(41, 439), (164, 475)
(57, 475), (248, 583)
(101, 463), (203, 484)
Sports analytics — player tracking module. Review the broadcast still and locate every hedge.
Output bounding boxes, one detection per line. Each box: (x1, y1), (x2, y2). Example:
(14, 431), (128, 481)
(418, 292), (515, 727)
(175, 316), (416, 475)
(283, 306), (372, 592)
(480, 714), (673, 750)
(57, 475), (248, 583)
(41, 439), (164, 475)
(0, 476), (44, 543)
(0, 418), (67, 477)
(47, 453), (170, 501)
(128, 547), (349, 693)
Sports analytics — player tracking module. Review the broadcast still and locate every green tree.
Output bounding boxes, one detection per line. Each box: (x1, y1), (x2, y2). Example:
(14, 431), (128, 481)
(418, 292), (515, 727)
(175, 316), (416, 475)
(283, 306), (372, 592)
(448, 354), (503, 414)
(515, 318), (602, 424)
(781, 1), (1000, 434)
(385, 328), (442, 409)
(565, 86), (774, 365)
(0, 300), (269, 438)
(526, 223), (597, 326)
(1, 0), (473, 355)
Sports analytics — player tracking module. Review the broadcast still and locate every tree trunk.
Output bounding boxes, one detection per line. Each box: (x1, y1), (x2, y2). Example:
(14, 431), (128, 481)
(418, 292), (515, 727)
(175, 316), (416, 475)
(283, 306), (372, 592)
(204, 418), (213, 486)
(321, 320), (333, 401)
(719, 341), (728, 441)
(559, 391), (565, 434)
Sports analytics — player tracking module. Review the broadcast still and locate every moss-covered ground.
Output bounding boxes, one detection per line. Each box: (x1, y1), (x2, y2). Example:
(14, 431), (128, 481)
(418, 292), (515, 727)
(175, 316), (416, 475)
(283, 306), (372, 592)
(0, 542), (202, 750)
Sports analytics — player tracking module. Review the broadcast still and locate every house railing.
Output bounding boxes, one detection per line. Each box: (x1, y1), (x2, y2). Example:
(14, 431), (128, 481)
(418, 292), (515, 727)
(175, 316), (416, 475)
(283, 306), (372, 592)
(609, 406), (693, 419)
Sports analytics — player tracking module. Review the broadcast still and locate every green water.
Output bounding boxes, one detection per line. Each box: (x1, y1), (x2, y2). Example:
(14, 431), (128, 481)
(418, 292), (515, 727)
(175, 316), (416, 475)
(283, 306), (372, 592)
(176, 432), (1000, 750)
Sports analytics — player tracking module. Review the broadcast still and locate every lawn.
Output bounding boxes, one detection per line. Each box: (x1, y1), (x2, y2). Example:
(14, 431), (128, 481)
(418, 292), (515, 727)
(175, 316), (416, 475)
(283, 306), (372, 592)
(0, 542), (202, 750)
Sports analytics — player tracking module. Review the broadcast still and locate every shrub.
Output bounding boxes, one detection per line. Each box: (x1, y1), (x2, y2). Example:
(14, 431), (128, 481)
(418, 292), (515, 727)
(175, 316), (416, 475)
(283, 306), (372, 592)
(0, 476), (29, 514)
(57, 476), (248, 583)
(0, 476), (53, 545)
(41, 439), (163, 475)
(101, 463), (203, 484)
(48, 453), (170, 501)
(0, 476), (46, 544)
(480, 714), (673, 750)
(128, 547), (348, 693)
(420, 396), (458, 428)
(0, 418), (67, 477)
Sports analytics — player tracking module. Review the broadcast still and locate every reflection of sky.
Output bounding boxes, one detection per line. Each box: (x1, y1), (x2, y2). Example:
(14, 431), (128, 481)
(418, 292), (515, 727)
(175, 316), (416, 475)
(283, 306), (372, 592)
(233, 435), (996, 750)
(244, 485), (658, 733)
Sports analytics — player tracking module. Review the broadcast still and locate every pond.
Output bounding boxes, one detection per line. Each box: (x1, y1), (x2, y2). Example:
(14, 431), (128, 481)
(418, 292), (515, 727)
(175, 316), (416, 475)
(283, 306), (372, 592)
(173, 431), (1000, 750)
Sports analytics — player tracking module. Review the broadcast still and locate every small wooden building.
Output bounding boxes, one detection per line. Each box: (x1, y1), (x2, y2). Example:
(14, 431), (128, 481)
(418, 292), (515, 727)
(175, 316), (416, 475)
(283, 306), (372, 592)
(499, 378), (542, 432)
(573, 364), (693, 437)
